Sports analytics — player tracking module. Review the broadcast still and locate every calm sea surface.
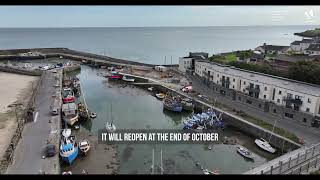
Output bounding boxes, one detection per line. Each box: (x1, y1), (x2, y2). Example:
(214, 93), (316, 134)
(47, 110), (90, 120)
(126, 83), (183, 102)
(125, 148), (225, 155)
(0, 26), (317, 64)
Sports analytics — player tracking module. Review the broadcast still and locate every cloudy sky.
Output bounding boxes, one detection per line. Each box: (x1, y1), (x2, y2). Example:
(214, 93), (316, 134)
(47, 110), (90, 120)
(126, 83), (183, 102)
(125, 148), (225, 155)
(0, 6), (319, 27)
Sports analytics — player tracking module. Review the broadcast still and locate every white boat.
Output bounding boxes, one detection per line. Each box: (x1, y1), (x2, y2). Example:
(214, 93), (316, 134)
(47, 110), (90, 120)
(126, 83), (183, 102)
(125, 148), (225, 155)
(155, 93), (166, 99)
(62, 129), (71, 138)
(74, 125), (80, 130)
(90, 112), (97, 118)
(62, 103), (79, 126)
(79, 139), (90, 155)
(147, 87), (154, 91)
(236, 145), (255, 159)
(122, 75), (135, 82)
(254, 138), (276, 153)
(106, 103), (117, 132)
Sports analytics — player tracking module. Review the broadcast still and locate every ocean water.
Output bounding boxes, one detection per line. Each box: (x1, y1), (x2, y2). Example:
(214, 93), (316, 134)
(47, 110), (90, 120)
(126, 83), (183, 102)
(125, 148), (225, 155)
(0, 26), (317, 64)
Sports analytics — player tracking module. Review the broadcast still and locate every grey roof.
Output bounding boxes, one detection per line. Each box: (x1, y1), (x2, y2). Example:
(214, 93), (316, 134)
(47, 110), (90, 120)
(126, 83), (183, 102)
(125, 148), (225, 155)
(197, 60), (320, 96)
(306, 44), (320, 51)
(291, 41), (301, 45)
(259, 45), (289, 51)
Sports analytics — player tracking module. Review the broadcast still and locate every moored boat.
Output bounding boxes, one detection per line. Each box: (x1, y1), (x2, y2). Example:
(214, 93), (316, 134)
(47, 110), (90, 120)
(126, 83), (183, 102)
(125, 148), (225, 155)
(155, 93), (166, 99)
(79, 139), (90, 155)
(62, 103), (79, 126)
(62, 88), (76, 103)
(108, 72), (123, 80)
(106, 103), (117, 132)
(122, 75), (135, 82)
(236, 145), (255, 160)
(181, 98), (194, 111)
(163, 95), (183, 112)
(254, 138), (276, 153)
(60, 136), (78, 165)
(62, 129), (71, 138)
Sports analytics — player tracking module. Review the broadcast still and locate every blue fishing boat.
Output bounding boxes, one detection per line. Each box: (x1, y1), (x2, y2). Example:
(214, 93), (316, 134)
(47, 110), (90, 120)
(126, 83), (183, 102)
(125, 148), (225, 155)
(163, 94), (183, 112)
(183, 108), (225, 130)
(60, 136), (78, 165)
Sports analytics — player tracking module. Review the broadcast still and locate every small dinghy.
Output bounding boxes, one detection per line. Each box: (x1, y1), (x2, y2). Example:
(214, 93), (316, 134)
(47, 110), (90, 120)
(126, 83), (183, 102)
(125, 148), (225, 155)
(62, 129), (71, 138)
(236, 145), (255, 160)
(147, 87), (154, 91)
(155, 93), (166, 99)
(74, 125), (80, 130)
(79, 139), (90, 155)
(90, 112), (97, 118)
(106, 122), (116, 132)
(254, 138), (276, 154)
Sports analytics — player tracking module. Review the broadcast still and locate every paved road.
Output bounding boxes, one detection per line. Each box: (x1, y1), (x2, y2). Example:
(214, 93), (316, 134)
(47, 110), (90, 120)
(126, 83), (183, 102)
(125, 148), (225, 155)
(6, 71), (56, 174)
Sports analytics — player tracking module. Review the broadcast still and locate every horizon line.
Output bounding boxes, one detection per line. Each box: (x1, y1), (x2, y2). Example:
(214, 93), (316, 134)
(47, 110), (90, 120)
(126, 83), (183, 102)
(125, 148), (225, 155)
(0, 24), (319, 28)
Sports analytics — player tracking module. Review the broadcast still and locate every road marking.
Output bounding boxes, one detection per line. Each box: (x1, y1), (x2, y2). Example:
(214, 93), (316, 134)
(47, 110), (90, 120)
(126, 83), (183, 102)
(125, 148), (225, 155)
(34, 112), (39, 123)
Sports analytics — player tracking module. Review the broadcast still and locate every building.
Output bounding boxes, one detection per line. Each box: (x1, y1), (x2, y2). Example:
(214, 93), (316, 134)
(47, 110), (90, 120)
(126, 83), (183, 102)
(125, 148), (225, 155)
(255, 43), (289, 55)
(290, 39), (314, 53)
(304, 44), (320, 56)
(185, 59), (320, 128)
(178, 52), (208, 73)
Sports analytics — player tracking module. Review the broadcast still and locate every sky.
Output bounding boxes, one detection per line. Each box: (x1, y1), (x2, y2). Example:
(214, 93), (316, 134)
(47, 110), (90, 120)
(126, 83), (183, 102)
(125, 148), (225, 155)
(0, 6), (319, 27)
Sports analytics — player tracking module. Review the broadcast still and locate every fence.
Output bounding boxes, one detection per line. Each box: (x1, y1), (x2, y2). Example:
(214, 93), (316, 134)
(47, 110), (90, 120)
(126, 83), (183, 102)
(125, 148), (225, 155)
(246, 143), (320, 174)
(0, 71), (45, 174)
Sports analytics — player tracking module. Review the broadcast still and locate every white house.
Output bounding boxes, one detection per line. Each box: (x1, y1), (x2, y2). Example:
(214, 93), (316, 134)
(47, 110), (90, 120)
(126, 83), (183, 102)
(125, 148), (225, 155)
(178, 57), (193, 73)
(255, 43), (289, 55)
(194, 60), (320, 116)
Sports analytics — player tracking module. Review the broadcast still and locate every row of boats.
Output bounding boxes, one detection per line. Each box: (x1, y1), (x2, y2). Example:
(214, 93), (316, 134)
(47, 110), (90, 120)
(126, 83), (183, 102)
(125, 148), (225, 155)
(104, 71), (135, 82)
(183, 108), (225, 130)
(60, 76), (93, 165)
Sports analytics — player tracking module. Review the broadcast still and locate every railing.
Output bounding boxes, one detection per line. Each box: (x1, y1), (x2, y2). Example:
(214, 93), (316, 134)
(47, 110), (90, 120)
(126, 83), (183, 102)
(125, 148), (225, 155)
(246, 143), (320, 174)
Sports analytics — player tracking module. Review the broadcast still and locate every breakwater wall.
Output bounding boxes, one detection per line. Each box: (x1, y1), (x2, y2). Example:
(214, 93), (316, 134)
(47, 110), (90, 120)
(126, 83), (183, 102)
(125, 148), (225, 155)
(0, 72), (44, 174)
(0, 66), (42, 76)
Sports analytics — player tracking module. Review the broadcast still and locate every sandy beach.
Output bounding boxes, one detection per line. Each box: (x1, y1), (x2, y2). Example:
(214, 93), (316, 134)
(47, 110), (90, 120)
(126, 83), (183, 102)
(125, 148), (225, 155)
(0, 72), (38, 159)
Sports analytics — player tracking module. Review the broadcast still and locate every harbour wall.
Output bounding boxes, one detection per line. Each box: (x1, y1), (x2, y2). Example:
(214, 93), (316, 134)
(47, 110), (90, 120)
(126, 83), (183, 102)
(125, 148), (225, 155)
(0, 72), (44, 174)
(130, 77), (301, 152)
(0, 65), (42, 76)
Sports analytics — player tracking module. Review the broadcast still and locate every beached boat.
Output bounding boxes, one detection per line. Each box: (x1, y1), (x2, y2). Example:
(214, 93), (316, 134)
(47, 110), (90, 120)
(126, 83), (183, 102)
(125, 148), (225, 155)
(60, 136), (78, 165)
(78, 103), (89, 120)
(90, 112), (97, 118)
(79, 139), (90, 155)
(62, 88), (76, 103)
(163, 95), (183, 112)
(255, 138), (276, 153)
(108, 72), (123, 80)
(155, 93), (166, 99)
(147, 87), (154, 91)
(236, 145), (255, 160)
(181, 98), (194, 111)
(183, 109), (225, 130)
(122, 75), (135, 82)
(62, 103), (79, 126)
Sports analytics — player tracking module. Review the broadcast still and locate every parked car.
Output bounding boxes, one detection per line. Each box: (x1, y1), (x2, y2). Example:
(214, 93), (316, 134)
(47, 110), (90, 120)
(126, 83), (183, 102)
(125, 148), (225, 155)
(44, 144), (56, 158)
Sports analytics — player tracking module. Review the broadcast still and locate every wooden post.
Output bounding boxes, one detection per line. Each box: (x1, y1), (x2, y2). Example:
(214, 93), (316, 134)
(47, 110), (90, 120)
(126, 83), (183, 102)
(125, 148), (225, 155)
(315, 157), (318, 168)
(307, 161), (310, 173)
(305, 150), (308, 161)
(288, 157), (291, 168)
(279, 161), (283, 174)
(270, 165), (273, 174)
(299, 166), (302, 174)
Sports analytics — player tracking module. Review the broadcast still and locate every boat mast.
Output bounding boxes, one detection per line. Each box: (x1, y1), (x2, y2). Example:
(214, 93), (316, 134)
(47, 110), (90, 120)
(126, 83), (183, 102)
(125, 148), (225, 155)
(268, 119), (277, 143)
(110, 103), (113, 125)
(160, 149), (164, 174)
(151, 148), (154, 174)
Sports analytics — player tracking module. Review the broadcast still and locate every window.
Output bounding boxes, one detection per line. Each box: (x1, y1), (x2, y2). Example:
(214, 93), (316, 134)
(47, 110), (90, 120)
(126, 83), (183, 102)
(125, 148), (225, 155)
(232, 85), (235, 89)
(264, 95), (266, 99)
(217, 74), (219, 77)
(258, 104), (262, 108)
(243, 89), (245, 92)
(277, 99), (280, 103)
(205, 68), (206, 71)
(273, 109), (277, 113)
(238, 96), (241, 101)
(279, 91), (282, 95)
(233, 79), (235, 82)
(265, 87), (267, 91)
(308, 98), (311, 103)
(303, 118), (307, 123)
(184, 61), (186, 64)
(244, 81), (246, 85)
(306, 108), (310, 112)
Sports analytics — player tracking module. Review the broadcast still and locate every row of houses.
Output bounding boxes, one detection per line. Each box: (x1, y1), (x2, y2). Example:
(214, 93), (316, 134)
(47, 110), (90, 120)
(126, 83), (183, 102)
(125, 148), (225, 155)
(179, 55), (320, 128)
(254, 37), (320, 56)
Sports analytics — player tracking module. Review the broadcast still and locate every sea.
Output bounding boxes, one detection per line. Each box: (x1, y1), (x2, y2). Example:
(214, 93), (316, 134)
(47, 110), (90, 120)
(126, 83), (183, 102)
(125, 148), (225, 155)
(0, 25), (318, 64)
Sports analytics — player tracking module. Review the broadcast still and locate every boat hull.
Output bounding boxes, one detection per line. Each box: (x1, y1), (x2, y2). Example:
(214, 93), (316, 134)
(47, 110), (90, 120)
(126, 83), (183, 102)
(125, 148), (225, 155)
(64, 115), (79, 126)
(163, 103), (183, 112)
(254, 139), (276, 153)
(63, 97), (76, 104)
(60, 145), (78, 165)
